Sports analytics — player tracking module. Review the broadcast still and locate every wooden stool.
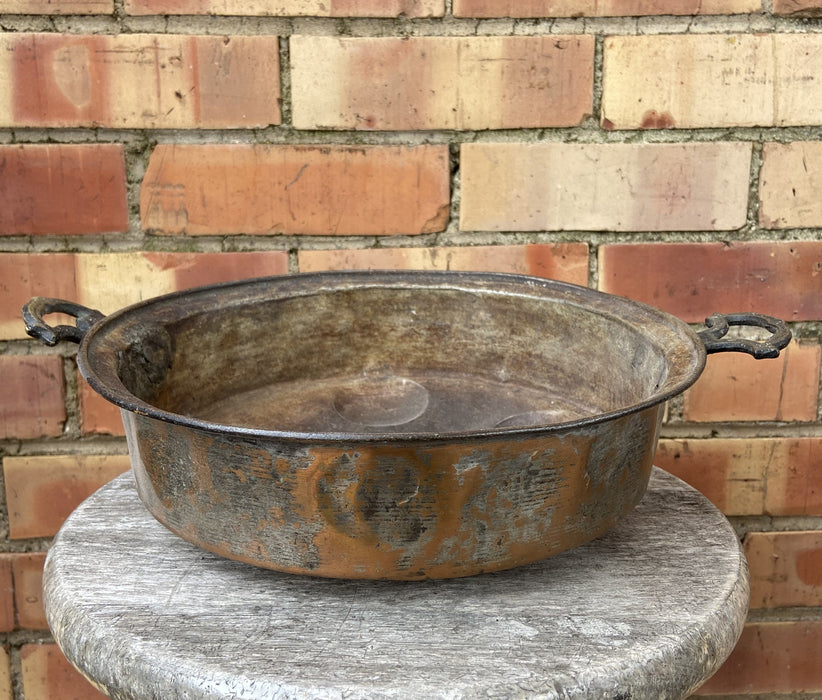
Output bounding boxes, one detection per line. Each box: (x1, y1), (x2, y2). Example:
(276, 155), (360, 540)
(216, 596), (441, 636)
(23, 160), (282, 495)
(44, 468), (748, 699)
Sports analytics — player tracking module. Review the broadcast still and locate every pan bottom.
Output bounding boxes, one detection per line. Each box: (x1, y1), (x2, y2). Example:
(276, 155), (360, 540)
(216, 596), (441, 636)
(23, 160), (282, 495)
(192, 369), (596, 434)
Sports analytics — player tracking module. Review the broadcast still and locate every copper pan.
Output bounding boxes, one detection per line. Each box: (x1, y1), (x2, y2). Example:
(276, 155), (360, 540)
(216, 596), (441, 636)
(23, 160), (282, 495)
(24, 271), (790, 579)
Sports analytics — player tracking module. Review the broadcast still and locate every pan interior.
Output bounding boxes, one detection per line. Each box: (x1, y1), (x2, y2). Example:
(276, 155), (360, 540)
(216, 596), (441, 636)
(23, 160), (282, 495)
(101, 281), (691, 436)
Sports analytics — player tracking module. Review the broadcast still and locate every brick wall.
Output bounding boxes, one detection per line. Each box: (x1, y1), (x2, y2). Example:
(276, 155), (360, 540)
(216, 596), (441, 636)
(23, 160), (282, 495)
(0, 1), (820, 698)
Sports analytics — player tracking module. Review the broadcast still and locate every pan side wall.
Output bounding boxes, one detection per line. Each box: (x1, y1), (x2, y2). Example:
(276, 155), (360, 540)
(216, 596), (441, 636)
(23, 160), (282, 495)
(122, 406), (661, 580)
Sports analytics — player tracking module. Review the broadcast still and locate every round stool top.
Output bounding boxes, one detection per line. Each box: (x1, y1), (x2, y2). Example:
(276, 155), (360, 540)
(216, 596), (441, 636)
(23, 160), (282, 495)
(44, 468), (748, 700)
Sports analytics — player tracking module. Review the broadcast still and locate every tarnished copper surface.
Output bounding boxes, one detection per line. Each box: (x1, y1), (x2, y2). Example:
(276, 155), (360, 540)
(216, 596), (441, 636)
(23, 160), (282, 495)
(125, 406), (660, 579)
(61, 271), (718, 578)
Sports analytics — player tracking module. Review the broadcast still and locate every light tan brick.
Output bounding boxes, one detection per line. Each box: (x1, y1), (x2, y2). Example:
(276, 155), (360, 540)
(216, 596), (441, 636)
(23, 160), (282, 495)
(0, 34), (280, 129)
(297, 244), (590, 286)
(0, 356), (65, 439)
(21, 644), (109, 700)
(73, 251), (289, 315)
(0, 647), (10, 700)
(760, 142), (822, 228)
(602, 34), (822, 129)
(598, 241), (822, 322)
(696, 621), (822, 695)
(11, 553), (47, 630)
(291, 35), (593, 130)
(454, 0), (759, 16)
(126, 0), (444, 15)
(0, 0), (111, 11)
(460, 142), (751, 232)
(683, 339), (821, 422)
(2, 252), (288, 340)
(141, 144), (450, 236)
(4, 454), (131, 539)
(774, 35), (822, 125)
(744, 531), (822, 609)
(0, 144), (127, 236)
(656, 438), (822, 517)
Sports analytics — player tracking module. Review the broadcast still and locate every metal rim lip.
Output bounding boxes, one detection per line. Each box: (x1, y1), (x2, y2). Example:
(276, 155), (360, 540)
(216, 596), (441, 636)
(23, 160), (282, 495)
(77, 269), (707, 445)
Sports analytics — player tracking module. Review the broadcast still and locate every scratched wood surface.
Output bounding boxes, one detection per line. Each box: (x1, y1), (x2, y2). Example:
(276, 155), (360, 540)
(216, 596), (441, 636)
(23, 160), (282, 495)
(44, 468), (748, 700)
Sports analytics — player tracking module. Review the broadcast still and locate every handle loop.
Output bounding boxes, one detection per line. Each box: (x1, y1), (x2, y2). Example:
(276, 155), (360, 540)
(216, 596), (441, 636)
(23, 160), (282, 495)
(22, 297), (105, 346)
(698, 313), (791, 359)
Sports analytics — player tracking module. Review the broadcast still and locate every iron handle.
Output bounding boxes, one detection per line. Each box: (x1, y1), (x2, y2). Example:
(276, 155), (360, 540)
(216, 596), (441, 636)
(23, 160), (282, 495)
(22, 297), (105, 346)
(698, 312), (791, 359)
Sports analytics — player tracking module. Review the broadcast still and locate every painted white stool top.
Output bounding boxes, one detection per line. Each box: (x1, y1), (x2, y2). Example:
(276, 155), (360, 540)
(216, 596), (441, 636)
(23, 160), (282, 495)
(44, 468), (748, 700)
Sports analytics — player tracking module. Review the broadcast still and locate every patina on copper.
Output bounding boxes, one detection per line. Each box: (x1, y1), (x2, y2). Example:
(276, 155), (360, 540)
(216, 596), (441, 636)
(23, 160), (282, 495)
(23, 271), (790, 579)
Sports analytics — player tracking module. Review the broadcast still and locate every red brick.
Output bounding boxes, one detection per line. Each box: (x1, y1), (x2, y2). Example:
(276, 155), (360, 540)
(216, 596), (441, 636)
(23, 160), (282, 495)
(602, 34), (822, 129)
(454, 0), (758, 16)
(297, 244), (590, 286)
(598, 241), (822, 323)
(760, 141), (822, 228)
(21, 644), (108, 700)
(683, 339), (821, 422)
(78, 378), (125, 436)
(0, 34), (280, 129)
(126, 0), (443, 15)
(0, 144), (127, 236)
(0, 253), (77, 340)
(4, 455), (131, 539)
(291, 35), (593, 130)
(774, 0), (822, 14)
(141, 144), (450, 236)
(744, 531), (822, 609)
(1, 252), (288, 340)
(656, 438), (822, 517)
(0, 0), (112, 11)
(460, 142), (751, 232)
(696, 621), (822, 695)
(0, 356), (66, 439)
(0, 558), (14, 633)
(11, 553), (47, 630)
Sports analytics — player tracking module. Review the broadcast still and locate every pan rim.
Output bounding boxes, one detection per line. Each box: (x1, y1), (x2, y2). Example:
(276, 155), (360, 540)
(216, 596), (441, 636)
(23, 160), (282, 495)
(77, 269), (707, 444)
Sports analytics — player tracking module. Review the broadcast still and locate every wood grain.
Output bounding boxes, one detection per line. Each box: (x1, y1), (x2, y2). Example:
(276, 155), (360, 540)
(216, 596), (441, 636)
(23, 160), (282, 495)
(44, 468), (748, 699)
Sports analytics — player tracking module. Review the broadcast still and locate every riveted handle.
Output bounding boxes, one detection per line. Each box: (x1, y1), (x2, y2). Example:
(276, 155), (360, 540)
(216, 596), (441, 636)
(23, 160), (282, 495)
(698, 313), (791, 359)
(22, 297), (105, 346)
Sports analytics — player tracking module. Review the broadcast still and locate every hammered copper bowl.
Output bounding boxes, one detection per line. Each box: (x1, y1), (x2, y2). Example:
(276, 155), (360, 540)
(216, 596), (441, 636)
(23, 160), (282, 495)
(23, 271), (789, 579)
